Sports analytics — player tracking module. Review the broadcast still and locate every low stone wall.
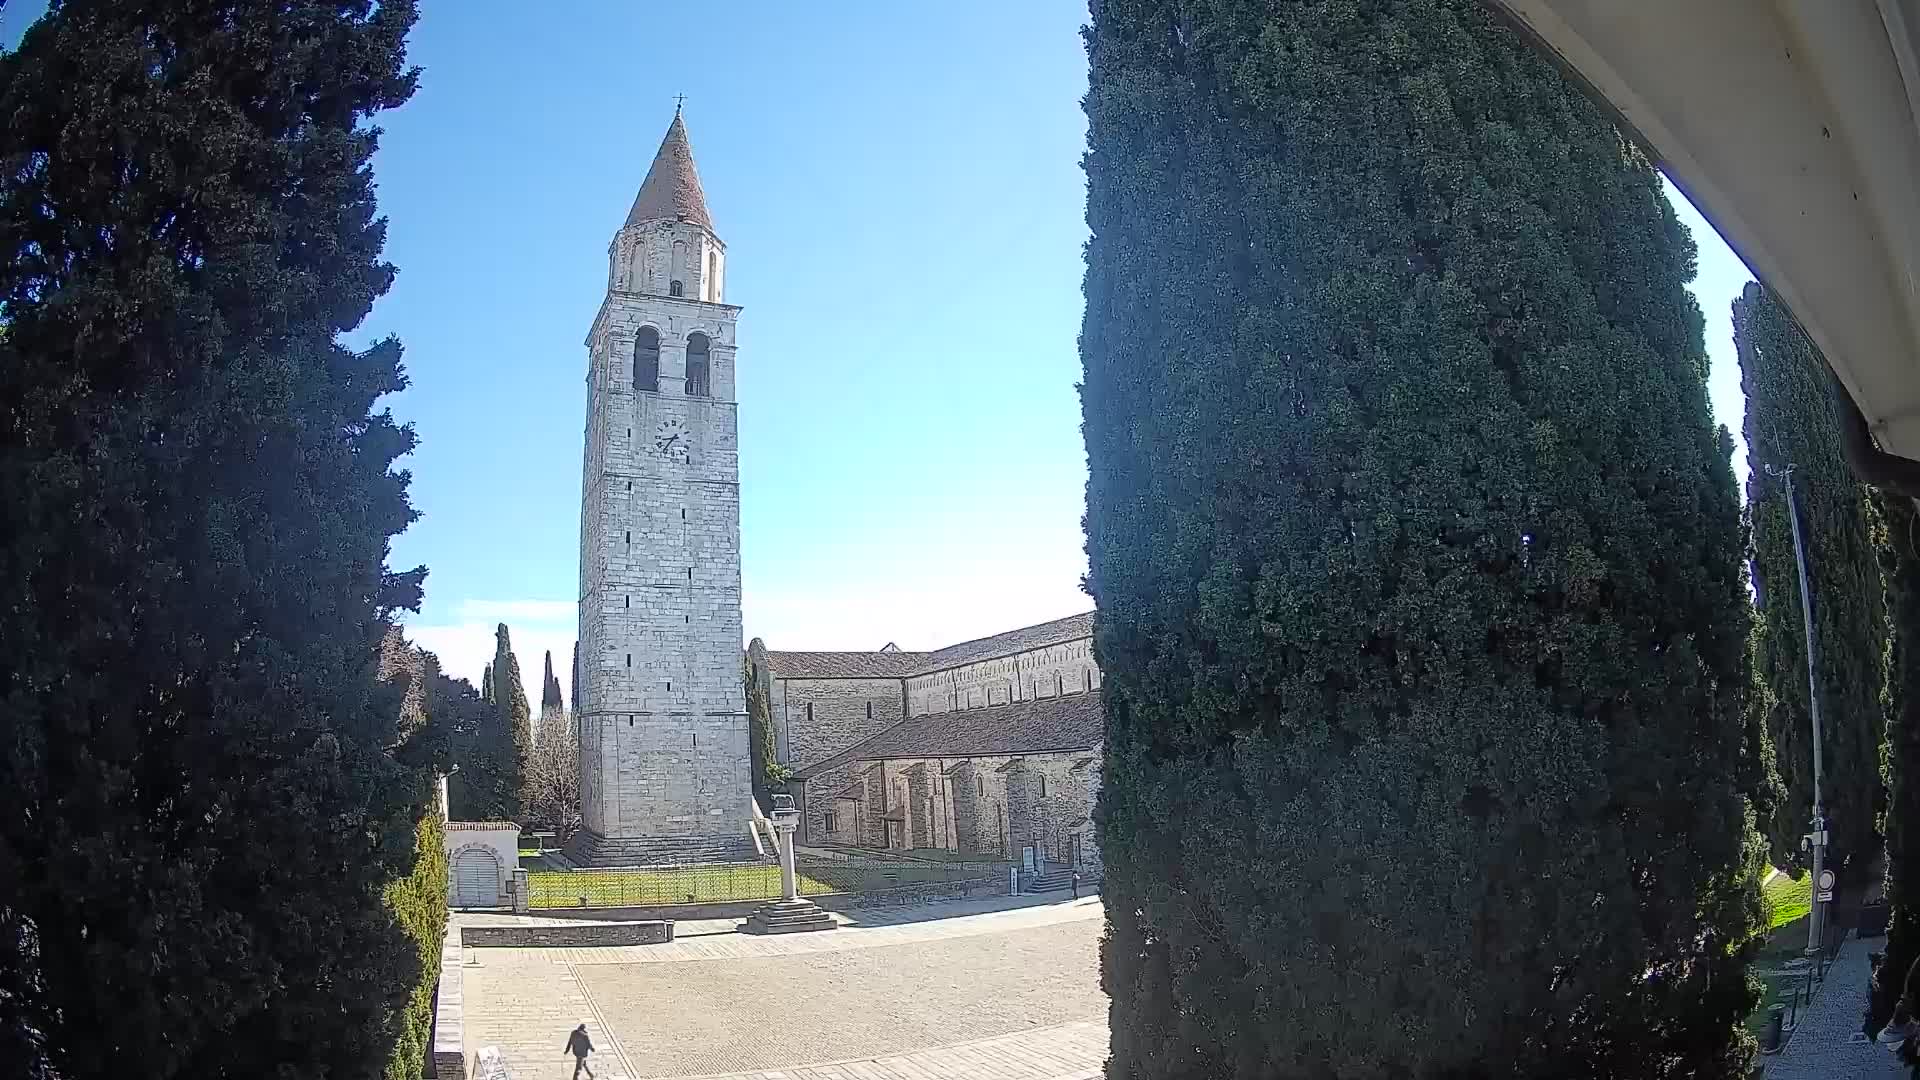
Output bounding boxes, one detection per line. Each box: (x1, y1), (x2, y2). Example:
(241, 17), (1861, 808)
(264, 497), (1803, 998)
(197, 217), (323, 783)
(816, 875), (1006, 911)
(523, 873), (1008, 923)
(460, 920), (674, 947)
(431, 921), (465, 1079)
(534, 898), (765, 922)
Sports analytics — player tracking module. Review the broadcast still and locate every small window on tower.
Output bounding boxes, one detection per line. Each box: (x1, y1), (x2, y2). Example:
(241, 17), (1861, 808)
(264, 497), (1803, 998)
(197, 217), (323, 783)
(866, 701), (873, 720)
(686, 333), (711, 397)
(669, 280), (684, 297)
(635, 326), (660, 392)
(977, 776), (984, 797)
(1039, 775), (1049, 799)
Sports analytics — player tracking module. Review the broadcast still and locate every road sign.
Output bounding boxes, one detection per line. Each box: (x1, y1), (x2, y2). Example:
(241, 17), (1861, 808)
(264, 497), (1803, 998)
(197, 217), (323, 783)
(1816, 890), (1834, 903)
(1818, 869), (1836, 891)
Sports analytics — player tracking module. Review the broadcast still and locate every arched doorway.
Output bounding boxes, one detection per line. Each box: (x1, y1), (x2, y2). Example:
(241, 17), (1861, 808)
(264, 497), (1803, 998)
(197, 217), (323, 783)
(453, 846), (501, 908)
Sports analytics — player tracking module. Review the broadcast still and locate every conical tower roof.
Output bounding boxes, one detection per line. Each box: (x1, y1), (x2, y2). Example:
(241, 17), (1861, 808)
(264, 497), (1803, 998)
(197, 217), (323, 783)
(624, 110), (713, 232)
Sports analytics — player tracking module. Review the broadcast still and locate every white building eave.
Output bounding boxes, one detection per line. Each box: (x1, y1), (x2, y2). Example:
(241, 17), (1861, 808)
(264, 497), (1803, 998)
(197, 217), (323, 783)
(1483, 0), (1920, 466)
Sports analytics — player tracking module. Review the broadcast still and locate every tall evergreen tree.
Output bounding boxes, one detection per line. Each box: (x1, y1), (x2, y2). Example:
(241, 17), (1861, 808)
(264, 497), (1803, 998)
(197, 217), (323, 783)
(569, 640), (580, 715)
(1080, 1), (1758, 1074)
(481, 661), (494, 704)
(373, 632), (450, 1080)
(493, 623), (533, 818)
(1736, 282), (1889, 868)
(0, 1), (432, 1075)
(1873, 494), (1920, 1046)
(540, 649), (565, 730)
(435, 666), (497, 821)
(745, 642), (779, 807)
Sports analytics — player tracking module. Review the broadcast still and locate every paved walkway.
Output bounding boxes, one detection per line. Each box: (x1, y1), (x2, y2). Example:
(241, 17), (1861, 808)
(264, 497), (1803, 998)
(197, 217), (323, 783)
(664, 1020), (1106, 1080)
(1763, 932), (1906, 1080)
(459, 894), (1108, 1080)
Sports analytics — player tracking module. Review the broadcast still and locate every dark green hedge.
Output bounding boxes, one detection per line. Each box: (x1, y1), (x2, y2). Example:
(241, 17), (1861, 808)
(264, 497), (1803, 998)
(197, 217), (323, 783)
(383, 812), (448, 1080)
(1872, 494), (1920, 1038)
(1736, 282), (1888, 868)
(1080, 0), (1759, 1074)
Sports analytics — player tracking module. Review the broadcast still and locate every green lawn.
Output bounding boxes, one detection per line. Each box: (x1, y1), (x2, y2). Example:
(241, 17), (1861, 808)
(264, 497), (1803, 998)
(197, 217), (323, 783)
(528, 865), (837, 908)
(1763, 871), (1813, 931)
(528, 859), (1003, 909)
(1746, 872), (1817, 1044)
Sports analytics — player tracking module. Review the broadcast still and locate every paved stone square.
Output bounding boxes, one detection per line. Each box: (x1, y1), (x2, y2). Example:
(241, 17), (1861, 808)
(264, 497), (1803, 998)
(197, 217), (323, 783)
(459, 895), (1107, 1079)
(1763, 932), (1907, 1080)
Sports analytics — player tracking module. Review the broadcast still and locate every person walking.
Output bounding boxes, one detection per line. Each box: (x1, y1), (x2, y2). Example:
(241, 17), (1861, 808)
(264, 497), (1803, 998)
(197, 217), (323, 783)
(565, 1021), (596, 1079)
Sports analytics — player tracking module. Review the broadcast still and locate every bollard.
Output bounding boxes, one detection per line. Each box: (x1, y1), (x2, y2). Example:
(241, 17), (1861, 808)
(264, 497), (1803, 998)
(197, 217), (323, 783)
(1762, 1005), (1785, 1053)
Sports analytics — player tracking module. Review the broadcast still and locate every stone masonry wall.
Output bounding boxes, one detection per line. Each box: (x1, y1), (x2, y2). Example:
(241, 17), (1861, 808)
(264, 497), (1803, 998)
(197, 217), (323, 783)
(576, 230), (749, 856)
(771, 676), (906, 771)
(905, 637), (1100, 716)
(1004, 751), (1101, 872)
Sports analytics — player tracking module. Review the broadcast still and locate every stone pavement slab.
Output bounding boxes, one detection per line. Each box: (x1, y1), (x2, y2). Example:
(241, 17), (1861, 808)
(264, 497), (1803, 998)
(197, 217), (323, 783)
(461, 897), (1106, 1080)
(658, 1020), (1106, 1080)
(1764, 932), (1906, 1080)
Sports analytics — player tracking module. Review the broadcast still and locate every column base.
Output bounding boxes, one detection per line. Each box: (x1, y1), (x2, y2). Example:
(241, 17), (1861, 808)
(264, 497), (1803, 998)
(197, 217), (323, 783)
(742, 897), (837, 935)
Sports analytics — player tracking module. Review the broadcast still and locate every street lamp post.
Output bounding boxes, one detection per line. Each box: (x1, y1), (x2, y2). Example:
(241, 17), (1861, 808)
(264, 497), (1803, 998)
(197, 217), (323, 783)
(1767, 463), (1829, 961)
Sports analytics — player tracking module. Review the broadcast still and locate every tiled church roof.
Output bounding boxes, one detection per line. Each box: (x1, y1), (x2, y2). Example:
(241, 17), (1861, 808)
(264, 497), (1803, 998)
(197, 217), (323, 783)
(625, 110), (713, 231)
(792, 692), (1103, 778)
(761, 611), (1094, 681)
(761, 650), (928, 679)
(918, 611), (1093, 672)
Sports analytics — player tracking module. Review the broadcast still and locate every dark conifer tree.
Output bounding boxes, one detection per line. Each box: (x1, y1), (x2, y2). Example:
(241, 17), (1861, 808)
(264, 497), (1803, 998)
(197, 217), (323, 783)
(1081, 0), (1759, 1073)
(0, 1), (434, 1074)
(1736, 282), (1889, 868)
(492, 623), (532, 818)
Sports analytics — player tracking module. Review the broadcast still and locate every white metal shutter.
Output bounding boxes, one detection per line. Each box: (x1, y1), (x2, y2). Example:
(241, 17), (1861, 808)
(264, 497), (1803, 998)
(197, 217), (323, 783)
(454, 848), (499, 908)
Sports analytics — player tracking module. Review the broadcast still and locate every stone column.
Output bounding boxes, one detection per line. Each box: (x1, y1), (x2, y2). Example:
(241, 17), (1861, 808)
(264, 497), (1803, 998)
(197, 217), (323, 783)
(742, 794), (834, 935)
(777, 816), (799, 901)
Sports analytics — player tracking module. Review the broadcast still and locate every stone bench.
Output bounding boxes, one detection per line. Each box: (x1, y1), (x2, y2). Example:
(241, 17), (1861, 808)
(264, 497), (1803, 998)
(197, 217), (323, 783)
(459, 920), (674, 948)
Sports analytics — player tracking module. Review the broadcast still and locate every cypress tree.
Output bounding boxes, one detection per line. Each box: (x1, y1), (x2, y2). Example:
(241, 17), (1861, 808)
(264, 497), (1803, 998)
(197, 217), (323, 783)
(1735, 282), (1889, 868)
(0, 1), (433, 1075)
(435, 667), (496, 820)
(481, 661), (494, 704)
(1872, 494), (1920, 1038)
(493, 623), (533, 818)
(570, 640), (580, 715)
(1080, 1), (1758, 1074)
(540, 649), (565, 729)
(745, 641), (778, 806)
(374, 633), (449, 1080)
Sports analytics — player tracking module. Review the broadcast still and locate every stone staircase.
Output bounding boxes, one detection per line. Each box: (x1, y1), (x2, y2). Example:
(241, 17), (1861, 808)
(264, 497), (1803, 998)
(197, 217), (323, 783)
(742, 897), (837, 935)
(1024, 868), (1078, 893)
(566, 830), (760, 868)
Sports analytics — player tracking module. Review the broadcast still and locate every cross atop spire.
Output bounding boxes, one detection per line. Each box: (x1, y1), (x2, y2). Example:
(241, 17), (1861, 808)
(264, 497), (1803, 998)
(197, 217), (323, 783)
(673, 93), (686, 114)
(624, 110), (712, 232)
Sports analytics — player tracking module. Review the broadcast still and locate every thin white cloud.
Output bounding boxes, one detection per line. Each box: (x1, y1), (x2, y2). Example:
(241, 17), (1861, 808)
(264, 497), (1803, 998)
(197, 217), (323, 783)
(401, 610), (578, 709)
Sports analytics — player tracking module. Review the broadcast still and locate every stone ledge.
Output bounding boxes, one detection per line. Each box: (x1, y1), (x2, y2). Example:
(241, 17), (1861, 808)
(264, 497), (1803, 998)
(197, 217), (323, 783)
(460, 920), (675, 947)
(431, 918), (465, 1079)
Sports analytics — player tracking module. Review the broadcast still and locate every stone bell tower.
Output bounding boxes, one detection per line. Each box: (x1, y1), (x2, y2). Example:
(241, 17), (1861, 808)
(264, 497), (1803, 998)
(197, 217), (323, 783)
(571, 108), (751, 866)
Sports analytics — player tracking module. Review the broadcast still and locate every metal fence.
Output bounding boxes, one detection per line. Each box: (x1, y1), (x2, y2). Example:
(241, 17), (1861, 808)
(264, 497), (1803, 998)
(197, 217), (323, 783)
(527, 855), (1006, 909)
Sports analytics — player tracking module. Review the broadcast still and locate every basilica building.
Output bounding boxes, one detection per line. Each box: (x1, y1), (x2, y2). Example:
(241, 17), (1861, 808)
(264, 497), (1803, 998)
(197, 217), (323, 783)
(573, 109), (1101, 874)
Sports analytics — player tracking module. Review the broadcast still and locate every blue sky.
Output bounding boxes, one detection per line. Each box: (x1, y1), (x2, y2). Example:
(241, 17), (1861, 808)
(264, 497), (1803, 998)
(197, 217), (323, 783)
(2, 2), (1756, 704)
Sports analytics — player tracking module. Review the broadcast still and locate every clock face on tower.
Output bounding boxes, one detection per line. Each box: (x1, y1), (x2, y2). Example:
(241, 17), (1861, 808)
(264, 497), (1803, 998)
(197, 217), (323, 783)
(652, 416), (690, 463)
